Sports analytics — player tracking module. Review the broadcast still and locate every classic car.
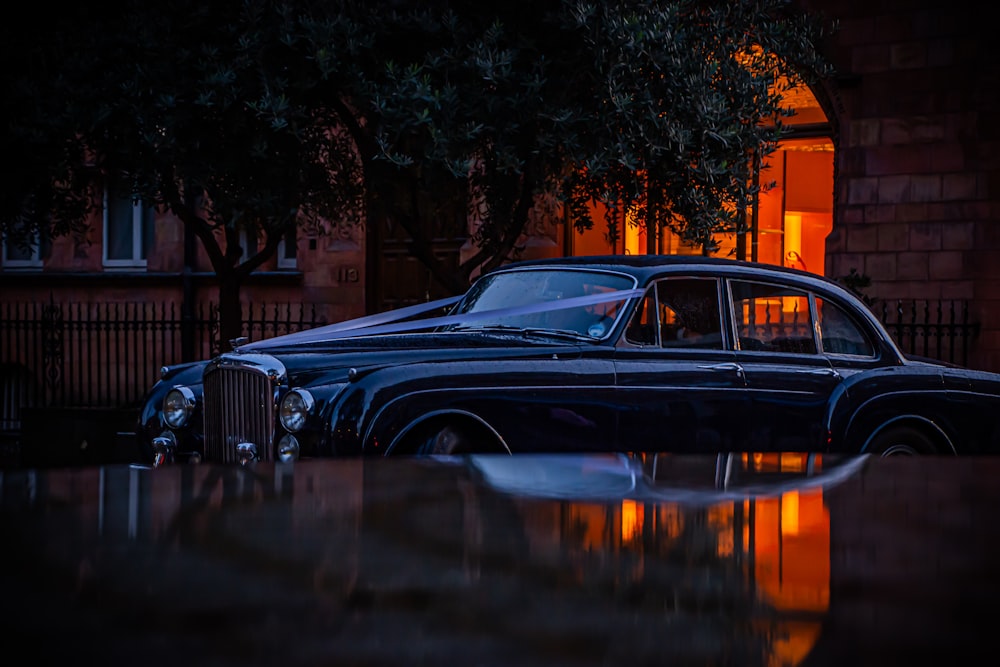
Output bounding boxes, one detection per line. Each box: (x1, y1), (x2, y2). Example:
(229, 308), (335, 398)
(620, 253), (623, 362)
(136, 255), (1000, 465)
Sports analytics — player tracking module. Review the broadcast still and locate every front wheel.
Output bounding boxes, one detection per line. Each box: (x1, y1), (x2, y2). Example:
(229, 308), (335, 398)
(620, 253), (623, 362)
(417, 424), (470, 456)
(865, 425), (937, 456)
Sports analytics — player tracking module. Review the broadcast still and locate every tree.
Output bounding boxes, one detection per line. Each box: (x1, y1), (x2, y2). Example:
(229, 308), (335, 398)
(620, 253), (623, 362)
(332, 0), (832, 283)
(2, 0), (832, 342)
(562, 0), (833, 256)
(2, 0), (366, 343)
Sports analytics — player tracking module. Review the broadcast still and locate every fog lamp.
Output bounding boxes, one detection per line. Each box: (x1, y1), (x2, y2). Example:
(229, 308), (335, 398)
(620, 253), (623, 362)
(277, 434), (300, 463)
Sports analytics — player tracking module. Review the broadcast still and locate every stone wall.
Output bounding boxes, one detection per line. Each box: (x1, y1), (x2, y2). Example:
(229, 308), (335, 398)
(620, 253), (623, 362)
(803, 0), (999, 370)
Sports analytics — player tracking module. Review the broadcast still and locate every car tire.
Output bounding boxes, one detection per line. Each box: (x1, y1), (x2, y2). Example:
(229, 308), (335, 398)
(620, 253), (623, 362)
(865, 425), (937, 456)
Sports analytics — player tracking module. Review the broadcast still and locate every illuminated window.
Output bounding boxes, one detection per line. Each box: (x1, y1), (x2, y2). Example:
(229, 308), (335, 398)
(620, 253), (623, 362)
(569, 85), (834, 276)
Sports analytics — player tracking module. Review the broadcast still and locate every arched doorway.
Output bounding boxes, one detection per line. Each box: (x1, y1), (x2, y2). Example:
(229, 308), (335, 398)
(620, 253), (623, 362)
(566, 84), (835, 277)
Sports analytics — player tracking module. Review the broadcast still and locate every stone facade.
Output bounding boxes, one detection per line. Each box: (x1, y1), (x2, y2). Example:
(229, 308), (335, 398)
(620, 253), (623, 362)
(804, 0), (999, 369)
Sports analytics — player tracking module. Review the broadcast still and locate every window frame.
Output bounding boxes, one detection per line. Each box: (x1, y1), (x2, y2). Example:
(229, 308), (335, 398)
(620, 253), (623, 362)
(277, 227), (296, 269)
(102, 189), (153, 269)
(1, 231), (42, 269)
(728, 278), (818, 355)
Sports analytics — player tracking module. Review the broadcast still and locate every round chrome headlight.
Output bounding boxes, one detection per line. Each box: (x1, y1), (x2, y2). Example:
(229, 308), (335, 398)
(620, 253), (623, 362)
(163, 386), (196, 428)
(280, 389), (315, 432)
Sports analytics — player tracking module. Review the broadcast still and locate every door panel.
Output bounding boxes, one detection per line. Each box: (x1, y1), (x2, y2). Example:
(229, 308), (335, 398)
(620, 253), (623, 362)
(615, 347), (751, 452)
(616, 278), (752, 453)
(730, 280), (842, 451)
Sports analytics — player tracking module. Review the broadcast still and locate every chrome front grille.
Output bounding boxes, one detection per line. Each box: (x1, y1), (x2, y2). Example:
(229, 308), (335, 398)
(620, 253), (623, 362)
(202, 354), (286, 463)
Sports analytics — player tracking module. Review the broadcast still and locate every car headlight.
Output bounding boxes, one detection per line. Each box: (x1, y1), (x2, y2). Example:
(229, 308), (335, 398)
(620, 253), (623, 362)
(163, 386), (196, 429)
(280, 388), (315, 432)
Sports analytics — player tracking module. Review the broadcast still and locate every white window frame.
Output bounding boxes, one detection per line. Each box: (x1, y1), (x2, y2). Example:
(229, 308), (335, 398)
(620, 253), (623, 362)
(103, 189), (151, 269)
(277, 228), (297, 269)
(238, 227), (259, 264)
(1, 231), (42, 269)
(237, 226), (296, 268)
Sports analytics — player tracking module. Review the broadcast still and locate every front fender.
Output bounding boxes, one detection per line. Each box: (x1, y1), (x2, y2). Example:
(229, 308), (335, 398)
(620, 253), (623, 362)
(136, 362), (208, 462)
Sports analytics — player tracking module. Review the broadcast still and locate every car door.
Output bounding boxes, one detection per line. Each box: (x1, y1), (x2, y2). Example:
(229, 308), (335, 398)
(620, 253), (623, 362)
(614, 277), (753, 453)
(728, 278), (844, 451)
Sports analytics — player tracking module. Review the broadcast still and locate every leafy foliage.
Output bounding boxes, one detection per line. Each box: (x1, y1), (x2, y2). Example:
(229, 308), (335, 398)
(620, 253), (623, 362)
(1, 0), (833, 338)
(836, 268), (876, 307)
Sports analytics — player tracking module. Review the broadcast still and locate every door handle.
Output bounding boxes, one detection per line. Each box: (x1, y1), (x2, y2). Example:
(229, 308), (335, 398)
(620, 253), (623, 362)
(796, 367), (841, 378)
(698, 362), (745, 378)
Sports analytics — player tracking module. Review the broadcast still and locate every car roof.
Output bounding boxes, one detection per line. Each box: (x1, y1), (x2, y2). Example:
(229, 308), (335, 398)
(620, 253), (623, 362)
(497, 254), (843, 288)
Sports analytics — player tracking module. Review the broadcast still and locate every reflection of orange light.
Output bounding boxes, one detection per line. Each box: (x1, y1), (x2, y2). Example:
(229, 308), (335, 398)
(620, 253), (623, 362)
(709, 504), (735, 556)
(781, 490), (800, 536)
(621, 499), (642, 543)
(746, 452), (822, 474)
(755, 490), (830, 607)
(754, 488), (830, 667)
(569, 504), (611, 552)
(657, 504), (684, 541)
(780, 452), (804, 472)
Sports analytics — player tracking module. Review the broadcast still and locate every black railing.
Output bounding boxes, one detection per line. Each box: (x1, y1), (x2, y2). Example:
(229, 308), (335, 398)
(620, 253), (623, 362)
(875, 299), (978, 367)
(0, 299), (325, 434)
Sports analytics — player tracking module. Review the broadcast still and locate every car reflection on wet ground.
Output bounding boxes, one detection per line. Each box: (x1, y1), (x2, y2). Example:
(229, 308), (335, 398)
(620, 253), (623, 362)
(1, 452), (998, 666)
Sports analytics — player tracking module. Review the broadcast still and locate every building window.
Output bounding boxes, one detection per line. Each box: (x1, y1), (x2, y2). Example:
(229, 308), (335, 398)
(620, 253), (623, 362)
(569, 82), (834, 277)
(238, 227), (259, 263)
(278, 226), (297, 269)
(233, 225), (295, 268)
(1, 232), (43, 269)
(103, 190), (154, 268)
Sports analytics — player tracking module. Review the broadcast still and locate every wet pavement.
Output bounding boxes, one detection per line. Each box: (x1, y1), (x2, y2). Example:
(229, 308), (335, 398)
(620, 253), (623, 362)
(1, 452), (998, 666)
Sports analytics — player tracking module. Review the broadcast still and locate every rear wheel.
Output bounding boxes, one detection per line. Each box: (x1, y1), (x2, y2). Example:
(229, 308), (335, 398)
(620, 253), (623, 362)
(865, 426), (937, 456)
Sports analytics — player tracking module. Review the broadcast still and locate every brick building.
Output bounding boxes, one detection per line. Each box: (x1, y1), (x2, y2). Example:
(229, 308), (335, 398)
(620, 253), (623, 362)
(803, 0), (998, 369)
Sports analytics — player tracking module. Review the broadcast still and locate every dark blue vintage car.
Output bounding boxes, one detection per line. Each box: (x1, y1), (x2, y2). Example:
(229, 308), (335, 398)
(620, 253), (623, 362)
(137, 255), (1000, 464)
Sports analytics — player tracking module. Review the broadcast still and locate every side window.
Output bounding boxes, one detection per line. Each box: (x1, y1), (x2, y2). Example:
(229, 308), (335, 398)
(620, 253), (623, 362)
(625, 289), (659, 345)
(817, 298), (875, 356)
(656, 278), (723, 349)
(731, 280), (817, 354)
(103, 189), (155, 268)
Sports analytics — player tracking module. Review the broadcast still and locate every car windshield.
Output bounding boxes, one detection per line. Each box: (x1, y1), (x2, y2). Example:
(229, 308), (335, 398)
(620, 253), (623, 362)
(449, 268), (637, 339)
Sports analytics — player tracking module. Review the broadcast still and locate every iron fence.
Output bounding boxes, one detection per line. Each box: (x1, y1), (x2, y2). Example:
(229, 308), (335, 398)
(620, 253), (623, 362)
(875, 299), (978, 367)
(0, 298), (325, 434)
(0, 296), (980, 438)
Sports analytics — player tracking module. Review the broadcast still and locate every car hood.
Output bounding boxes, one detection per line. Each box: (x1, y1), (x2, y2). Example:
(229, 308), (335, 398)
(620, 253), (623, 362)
(228, 331), (590, 381)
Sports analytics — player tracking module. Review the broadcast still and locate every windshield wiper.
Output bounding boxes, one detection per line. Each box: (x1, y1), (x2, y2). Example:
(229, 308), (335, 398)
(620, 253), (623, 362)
(522, 327), (597, 342)
(450, 324), (526, 334)
(451, 324), (595, 342)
